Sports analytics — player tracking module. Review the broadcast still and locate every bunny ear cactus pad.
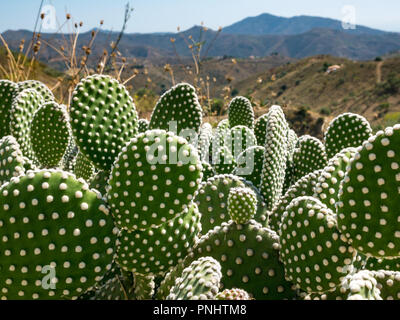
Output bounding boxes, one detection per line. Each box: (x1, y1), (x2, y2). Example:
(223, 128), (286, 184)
(30, 102), (71, 168)
(70, 75), (139, 171)
(280, 196), (355, 293)
(337, 125), (400, 259)
(167, 257), (222, 300)
(283, 129), (299, 193)
(10, 89), (44, 160)
(293, 135), (327, 182)
(149, 83), (202, 138)
(116, 203), (202, 276)
(197, 123), (213, 162)
(228, 187), (257, 224)
(228, 96), (254, 130)
(0, 169), (117, 300)
(0, 80), (18, 138)
(259, 105), (289, 210)
(0, 136), (25, 187)
(89, 170), (110, 196)
(216, 288), (251, 300)
(325, 113), (372, 159)
(313, 148), (357, 211)
(373, 270), (400, 300)
(201, 161), (216, 181)
(269, 170), (322, 232)
(107, 130), (203, 231)
(17, 80), (54, 103)
(212, 146), (236, 175)
(73, 152), (96, 182)
(186, 220), (297, 300)
(137, 119), (149, 133)
(234, 146), (265, 187)
(226, 125), (257, 160)
(254, 113), (268, 146)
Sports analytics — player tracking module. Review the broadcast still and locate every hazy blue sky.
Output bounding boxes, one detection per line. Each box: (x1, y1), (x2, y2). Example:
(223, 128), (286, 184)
(1, 0), (400, 33)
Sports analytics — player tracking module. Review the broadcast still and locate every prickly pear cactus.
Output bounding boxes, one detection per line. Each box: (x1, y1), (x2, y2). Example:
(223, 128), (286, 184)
(216, 288), (251, 300)
(254, 113), (268, 146)
(228, 187), (257, 224)
(228, 96), (254, 130)
(70, 75), (138, 171)
(30, 102), (71, 168)
(17, 80), (54, 103)
(0, 80), (18, 138)
(259, 105), (289, 210)
(134, 274), (156, 300)
(0, 169), (117, 299)
(337, 125), (400, 259)
(107, 130), (203, 231)
(373, 270), (400, 300)
(149, 83), (202, 139)
(137, 119), (149, 133)
(201, 161), (216, 181)
(280, 196), (355, 293)
(116, 203), (202, 276)
(292, 135), (327, 182)
(313, 148), (356, 211)
(212, 146), (236, 175)
(89, 170), (110, 196)
(325, 113), (372, 159)
(73, 152), (96, 182)
(10, 89), (44, 160)
(234, 146), (265, 188)
(0, 135), (26, 187)
(197, 123), (213, 162)
(283, 129), (298, 193)
(167, 257), (222, 300)
(226, 125), (257, 160)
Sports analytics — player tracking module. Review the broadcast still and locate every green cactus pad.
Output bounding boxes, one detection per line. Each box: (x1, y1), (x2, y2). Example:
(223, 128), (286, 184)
(0, 80), (18, 138)
(212, 146), (236, 175)
(22, 156), (37, 172)
(313, 148), (357, 211)
(325, 113), (373, 159)
(10, 89), (44, 160)
(17, 80), (54, 103)
(280, 196), (355, 293)
(234, 146), (265, 188)
(259, 105), (289, 210)
(134, 274), (155, 300)
(216, 288), (251, 300)
(61, 142), (79, 173)
(373, 270), (400, 300)
(149, 83), (202, 139)
(201, 161), (216, 181)
(167, 257), (222, 300)
(70, 75), (138, 171)
(186, 220), (297, 300)
(367, 257), (400, 271)
(116, 203), (202, 276)
(254, 113), (268, 146)
(283, 129), (299, 193)
(137, 119), (149, 133)
(73, 152), (96, 182)
(89, 170), (110, 196)
(30, 102), (71, 168)
(0, 169), (117, 300)
(292, 135), (327, 182)
(197, 123), (213, 162)
(270, 170), (322, 232)
(228, 187), (258, 224)
(228, 96), (254, 130)
(343, 270), (381, 300)
(337, 125), (400, 258)
(0, 136), (25, 187)
(226, 125), (257, 160)
(88, 272), (135, 300)
(210, 120), (230, 156)
(107, 130), (202, 231)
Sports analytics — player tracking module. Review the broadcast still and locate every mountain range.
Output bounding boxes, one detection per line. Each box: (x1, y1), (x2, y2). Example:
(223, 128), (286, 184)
(2, 13), (400, 68)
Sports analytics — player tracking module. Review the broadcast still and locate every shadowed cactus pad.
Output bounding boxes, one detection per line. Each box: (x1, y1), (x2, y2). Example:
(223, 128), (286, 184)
(70, 75), (138, 171)
(226, 125), (257, 160)
(293, 135), (327, 182)
(149, 83), (202, 138)
(107, 130), (203, 231)
(254, 113), (268, 146)
(216, 288), (251, 300)
(325, 113), (372, 159)
(116, 203), (202, 276)
(73, 152), (96, 182)
(228, 96), (254, 130)
(167, 257), (222, 300)
(280, 196), (355, 293)
(234, 146), (265, 188)
(228, 187), (258, 224)
(337, 125), (400, 258)
(30, 102), (71, 168)
(0, 80), (18, 138)
(137, 119), (149, 133)
(373, 270), (400, 300)
(0, 136), (25, 187)
(212, 146), (236, 175)
(17, 80), (54, 103)
(0, 169), (117, 299)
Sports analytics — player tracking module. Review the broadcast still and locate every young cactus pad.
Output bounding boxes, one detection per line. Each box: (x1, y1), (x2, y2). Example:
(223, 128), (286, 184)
(167, 257), (222, 300)
(70, 75), (138, 171)
(0, 136), (25, 187)
(107, 130), (203, 231)
(149, 83), (202, 138)
(228, 187), (258, 224)
(324, 113), (372, 159)
(337, 125), (400, 258)
(30, 102), (71, 168)
(0, 169), (117, 299)
(228, 96), (254, 130)
(280, 196), (355, 293)
(17, 80), (54, 103)
(0, 80), (18, 138)
(73, 152), (96, 182)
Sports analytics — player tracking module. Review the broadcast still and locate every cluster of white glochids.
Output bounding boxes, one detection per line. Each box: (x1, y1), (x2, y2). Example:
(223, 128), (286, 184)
(1, 75), (400, 301)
